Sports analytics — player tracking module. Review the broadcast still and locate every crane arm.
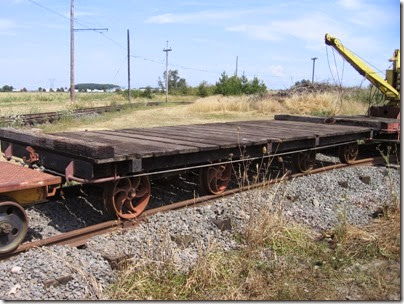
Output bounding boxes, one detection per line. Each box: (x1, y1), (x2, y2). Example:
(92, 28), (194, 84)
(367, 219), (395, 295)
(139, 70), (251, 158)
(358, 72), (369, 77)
(325, 33), (400, 102)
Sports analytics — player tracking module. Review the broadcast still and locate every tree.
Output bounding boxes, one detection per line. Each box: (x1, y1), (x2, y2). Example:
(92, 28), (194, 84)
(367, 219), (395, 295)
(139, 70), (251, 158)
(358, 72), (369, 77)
(20, 87), (27, 92)
(214, 72), (242, 96)
(214, 72), (229, 95)
(197, 81), (209, 97)
(214, 72), (267, 96)
(140, 86), (153, 99)
(0, 85), (13, 92)
(158, 70), (189, 94)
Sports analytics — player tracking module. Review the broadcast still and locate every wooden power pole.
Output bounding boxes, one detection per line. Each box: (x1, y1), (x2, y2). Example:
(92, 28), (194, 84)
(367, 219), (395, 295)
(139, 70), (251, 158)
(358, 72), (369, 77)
(70, 0), (107, 102)
(127, 29), (131, 103)
(70, 0), (75, 102)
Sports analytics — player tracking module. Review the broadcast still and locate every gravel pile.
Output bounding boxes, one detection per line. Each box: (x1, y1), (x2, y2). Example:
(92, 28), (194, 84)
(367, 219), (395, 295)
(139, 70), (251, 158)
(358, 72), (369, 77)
(0, 164), (399, 300)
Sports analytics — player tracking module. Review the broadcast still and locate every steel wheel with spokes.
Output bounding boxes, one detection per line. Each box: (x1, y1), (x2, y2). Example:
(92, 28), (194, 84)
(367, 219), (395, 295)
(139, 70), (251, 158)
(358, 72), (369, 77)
(104, 176), (151, 219)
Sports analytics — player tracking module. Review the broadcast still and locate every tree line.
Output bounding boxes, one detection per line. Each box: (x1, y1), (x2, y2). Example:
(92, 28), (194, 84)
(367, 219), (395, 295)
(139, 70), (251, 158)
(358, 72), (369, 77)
(1, 70), (267, 97)
(122, 69), (267, 99)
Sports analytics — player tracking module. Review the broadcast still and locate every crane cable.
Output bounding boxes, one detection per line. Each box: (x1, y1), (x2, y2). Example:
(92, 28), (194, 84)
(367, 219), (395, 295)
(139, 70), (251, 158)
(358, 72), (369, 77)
(326, 45), (345, 116)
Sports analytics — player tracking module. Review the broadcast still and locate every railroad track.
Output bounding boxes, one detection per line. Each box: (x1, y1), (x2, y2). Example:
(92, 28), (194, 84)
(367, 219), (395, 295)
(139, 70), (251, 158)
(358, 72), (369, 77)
(0, 155), (394, 260)
(0, 101), (189, 126)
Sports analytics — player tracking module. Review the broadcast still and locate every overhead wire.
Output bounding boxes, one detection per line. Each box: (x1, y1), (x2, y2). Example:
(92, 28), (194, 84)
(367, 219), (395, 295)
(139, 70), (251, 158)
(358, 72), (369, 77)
(25, 0), (284, 87)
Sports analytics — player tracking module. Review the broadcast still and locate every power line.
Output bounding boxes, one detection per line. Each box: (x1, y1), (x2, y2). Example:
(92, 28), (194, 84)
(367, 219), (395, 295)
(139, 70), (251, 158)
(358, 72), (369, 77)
(27, 0), (125, 49)
(26, 0), (284, 87)
(27, 0), (70, 21)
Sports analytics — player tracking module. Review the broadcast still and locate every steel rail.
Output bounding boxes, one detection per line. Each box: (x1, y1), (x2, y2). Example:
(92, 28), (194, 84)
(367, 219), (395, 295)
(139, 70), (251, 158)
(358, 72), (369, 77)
(0, 101), (190, 126)
(0, 156), (395, 260)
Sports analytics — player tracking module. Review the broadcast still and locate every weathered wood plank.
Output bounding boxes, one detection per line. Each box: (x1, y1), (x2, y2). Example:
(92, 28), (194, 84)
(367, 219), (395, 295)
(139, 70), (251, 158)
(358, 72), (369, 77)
(120, 128), (226, 147)
(167, 125), (269, 145)
(0, 127), (114, 159)
(56, 131), (200, 158)
(274, 114), (391, 129)
(148, 126), (260, 147)
(94, 130), (215, 151)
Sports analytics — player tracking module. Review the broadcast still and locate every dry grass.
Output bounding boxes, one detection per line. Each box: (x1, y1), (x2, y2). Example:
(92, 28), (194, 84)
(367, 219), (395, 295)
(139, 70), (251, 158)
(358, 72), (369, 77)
(38, 102), (271, 133)
(108, 194), (400, 301)
(187, 95), (285, 114)
(0, 92), (195, 116)
(283, 92), (367, 116)
(1, 90), (368, 133)
(187, 92), (367, 117)
(0, 92), (125, 115)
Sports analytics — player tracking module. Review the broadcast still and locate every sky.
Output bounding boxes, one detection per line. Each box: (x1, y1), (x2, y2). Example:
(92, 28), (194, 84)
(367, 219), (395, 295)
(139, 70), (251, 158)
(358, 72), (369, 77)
(0, 0), (400, 90)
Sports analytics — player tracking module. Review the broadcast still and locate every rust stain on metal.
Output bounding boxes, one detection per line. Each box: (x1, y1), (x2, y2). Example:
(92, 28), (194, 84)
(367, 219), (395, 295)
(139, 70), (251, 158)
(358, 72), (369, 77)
(23, 146), (39, 165)
(0, 162), (61, 194)
(0, 156), (393, 259)
(4, 144), (13, 161)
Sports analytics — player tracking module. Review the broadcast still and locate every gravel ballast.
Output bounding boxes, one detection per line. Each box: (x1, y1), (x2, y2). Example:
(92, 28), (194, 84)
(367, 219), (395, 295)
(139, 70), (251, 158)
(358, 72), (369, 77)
(0, 164), (399, 300)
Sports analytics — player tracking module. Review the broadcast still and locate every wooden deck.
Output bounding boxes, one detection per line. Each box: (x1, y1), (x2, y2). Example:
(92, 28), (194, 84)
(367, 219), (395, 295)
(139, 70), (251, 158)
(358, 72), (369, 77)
(0, 120), (372, 179)
(275, 114), (400, 132)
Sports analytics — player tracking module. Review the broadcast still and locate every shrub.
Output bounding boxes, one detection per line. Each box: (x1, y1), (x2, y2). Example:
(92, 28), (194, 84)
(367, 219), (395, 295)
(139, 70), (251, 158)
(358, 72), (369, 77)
(214, 72), (267, 96)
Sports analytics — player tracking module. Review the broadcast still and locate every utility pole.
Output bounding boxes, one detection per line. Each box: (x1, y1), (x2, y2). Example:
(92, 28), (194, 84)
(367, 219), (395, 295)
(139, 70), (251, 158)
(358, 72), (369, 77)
(311, 57), (318, 83)
(127, 29), (131, 103)
(235, 56), (238, 76)
(163, 41), (172, 102)
(70, 0), (75, 102)
(70, 0), (107, 102)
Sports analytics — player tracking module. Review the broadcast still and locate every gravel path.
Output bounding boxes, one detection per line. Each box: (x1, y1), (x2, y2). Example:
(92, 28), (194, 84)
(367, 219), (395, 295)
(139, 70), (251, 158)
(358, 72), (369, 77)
(0, 163), (399, 300)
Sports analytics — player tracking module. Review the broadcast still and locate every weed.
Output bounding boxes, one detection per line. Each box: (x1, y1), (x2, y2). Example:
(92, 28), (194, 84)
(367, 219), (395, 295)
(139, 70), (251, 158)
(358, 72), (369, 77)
(107, 169), (400, 300)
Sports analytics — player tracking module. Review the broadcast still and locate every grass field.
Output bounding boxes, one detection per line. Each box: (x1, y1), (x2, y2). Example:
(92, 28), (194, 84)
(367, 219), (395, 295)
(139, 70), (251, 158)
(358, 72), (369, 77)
(0, 92), (195, 116)
(0, 90), (368, 132)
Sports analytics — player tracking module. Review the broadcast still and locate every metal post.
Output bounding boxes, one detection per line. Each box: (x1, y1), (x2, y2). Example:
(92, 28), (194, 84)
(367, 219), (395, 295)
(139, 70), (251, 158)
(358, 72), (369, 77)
(235, 56), (238, 76)
(70, 0), (75, 102)
(163, 41), (172, 102)
(311, 57), (318, 83)
(127, 29), (131, 103)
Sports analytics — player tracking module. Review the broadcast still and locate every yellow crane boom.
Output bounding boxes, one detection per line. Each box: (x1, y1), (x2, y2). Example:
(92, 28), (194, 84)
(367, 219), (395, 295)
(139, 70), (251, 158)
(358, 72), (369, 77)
(325, 33), (400, 105)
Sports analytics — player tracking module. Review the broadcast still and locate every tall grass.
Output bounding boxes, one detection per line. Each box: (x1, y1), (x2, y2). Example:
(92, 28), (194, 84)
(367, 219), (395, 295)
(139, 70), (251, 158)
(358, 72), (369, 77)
(187, 92), (367, 116)
(107, 166), (400, 300)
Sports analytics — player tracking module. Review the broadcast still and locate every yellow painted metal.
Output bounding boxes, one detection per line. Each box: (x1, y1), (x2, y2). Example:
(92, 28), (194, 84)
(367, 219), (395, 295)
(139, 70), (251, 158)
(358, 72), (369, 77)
(390, 49), (400, 72)
(2, 187), (47, 207)
(325, 34), (400, 105)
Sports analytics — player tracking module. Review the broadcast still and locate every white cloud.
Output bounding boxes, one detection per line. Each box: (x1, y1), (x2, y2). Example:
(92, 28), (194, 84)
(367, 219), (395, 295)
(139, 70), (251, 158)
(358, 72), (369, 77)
(145, 10), (251, 24)
(268, 65), (284, 77)
(226, 24), (281, 41)
(0, 19), (16, 35)
(226, 13), (344, 48)
(338, 0), (363, 10)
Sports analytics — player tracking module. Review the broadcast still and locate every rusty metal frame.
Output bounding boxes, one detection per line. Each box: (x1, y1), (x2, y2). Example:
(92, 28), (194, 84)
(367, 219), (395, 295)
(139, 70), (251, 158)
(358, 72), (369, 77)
(65, 161), (120, 184)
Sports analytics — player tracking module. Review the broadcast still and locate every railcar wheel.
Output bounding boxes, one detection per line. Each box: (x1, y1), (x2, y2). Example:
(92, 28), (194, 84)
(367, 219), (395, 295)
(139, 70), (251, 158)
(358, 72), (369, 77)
(200, 163), (231, 195)
(104, 176), (151, 220)
(338, 143), (358, 164)
(292, 151), (316, 173)
(0, 200), (28, 254)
